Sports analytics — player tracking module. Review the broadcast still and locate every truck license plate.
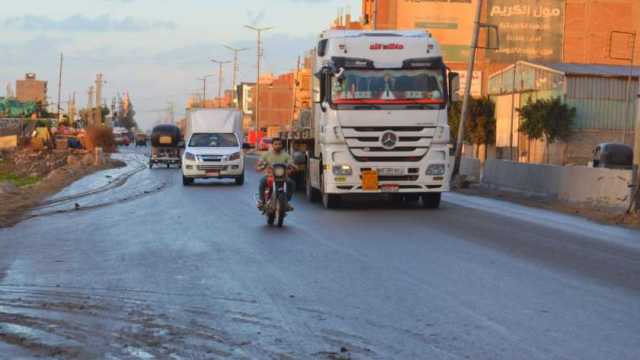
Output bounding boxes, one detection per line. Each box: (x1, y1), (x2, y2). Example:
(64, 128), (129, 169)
(377, 168), (404, 176)
(361, 170), (379, 191)
(206, 171), (220, 176)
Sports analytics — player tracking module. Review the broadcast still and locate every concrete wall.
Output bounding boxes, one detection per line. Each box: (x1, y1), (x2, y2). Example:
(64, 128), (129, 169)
(460, 157), (481, 182)
(482, 159), (633, 211)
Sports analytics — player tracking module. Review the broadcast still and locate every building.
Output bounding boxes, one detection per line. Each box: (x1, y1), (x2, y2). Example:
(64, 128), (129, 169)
(489, 62), (640, 164)
(360, 0), (640, 95)
(237, 82), (256, 130)
(256, 73), (295, 133)
(16, 73), (47, 104)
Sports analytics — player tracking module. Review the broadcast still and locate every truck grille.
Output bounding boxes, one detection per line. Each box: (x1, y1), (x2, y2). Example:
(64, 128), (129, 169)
(343, 126), (435, 162)
(197, 165), (227, 171)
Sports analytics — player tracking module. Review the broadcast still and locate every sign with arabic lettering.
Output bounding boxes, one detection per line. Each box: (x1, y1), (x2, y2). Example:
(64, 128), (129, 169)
(487, 0), (564, 63)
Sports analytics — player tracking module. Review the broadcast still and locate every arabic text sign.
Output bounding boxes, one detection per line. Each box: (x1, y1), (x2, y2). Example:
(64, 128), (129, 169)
(398, 0), (476, 62)
(488, 0), (565, 63)
(456, 71), (483, 97)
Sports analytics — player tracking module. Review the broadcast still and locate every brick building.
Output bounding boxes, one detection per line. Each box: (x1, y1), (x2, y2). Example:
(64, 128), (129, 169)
(16, 73), (47, 104)
(361, 0), (640, 94)
(257, 73), (295, 132)
(360, 0), (640, 163)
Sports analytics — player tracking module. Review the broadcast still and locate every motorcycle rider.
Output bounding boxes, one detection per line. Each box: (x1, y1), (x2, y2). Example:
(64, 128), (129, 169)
(256, 137), (296, 210)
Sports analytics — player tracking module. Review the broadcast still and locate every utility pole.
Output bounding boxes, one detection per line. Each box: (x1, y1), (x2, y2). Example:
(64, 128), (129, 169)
(245, 25), (273, 135)
(633, 87), (640, 212)
(291, 55), (301, 131)
(453, 0), (483, 178)
(372, 0), (378, 30)
(211, 59), (231, 99)
(197, 74), (215, 106)
(95, 74), (104, 126)
(224, 45), (249, 107)
(57, 53), (64, 124)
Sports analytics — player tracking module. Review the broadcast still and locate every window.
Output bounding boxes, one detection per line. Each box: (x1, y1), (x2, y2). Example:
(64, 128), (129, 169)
(189, 133), (238, 147)
(330, 69), (445, 108)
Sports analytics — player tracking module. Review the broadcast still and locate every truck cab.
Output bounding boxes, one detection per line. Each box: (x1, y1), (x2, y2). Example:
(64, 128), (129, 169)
(306, 30), (459, 208)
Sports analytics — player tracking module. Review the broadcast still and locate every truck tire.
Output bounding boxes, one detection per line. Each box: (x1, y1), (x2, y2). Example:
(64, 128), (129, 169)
(235, 173), (245, 186)
(305, 166), (320, 203)
(183, 176), (193, 186)
(422, 193), (441, 209)
(322, 192), (341, 209)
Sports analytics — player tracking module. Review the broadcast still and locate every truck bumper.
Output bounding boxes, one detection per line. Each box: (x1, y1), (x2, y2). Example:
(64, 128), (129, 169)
(321, 145), (451, 194)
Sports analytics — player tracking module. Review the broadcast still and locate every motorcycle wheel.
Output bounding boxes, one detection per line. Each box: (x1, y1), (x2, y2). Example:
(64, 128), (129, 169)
(276, 195), (286, 227)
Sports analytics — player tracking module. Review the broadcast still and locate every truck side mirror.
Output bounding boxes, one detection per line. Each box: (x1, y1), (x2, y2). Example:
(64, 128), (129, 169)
(448, 72), (461, 102)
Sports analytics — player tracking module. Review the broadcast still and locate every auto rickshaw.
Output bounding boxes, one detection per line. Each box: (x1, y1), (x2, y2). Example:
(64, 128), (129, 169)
(150, 124), (183, 169)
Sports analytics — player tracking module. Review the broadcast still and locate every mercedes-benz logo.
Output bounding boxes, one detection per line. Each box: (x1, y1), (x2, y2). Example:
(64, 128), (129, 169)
(380, 131), (398, 150)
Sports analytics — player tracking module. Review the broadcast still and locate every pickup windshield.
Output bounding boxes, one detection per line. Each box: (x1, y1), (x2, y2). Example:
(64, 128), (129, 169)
(331, 68), (446, 109)
(189, 133), (238, 147)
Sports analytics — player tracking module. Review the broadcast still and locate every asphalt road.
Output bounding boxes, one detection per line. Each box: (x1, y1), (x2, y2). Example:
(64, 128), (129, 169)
(1, 147), (639, 359)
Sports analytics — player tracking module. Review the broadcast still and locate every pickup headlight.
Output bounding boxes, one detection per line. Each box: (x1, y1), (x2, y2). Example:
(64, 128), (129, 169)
(184, 152), (196, 161)
(226, 152), (241, 161)
(426, 164), (446, 176)
(332, 164), (353, 176)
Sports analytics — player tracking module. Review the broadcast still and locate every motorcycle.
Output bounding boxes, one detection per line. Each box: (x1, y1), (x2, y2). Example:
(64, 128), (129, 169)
(261, 163), (292, 227)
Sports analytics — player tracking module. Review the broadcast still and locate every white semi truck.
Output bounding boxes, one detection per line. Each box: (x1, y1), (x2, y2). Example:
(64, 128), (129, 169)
(304, 29), (459, 208)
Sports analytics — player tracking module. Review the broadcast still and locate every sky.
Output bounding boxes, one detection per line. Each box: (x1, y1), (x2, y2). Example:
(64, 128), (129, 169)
(0, 0), (360, 130)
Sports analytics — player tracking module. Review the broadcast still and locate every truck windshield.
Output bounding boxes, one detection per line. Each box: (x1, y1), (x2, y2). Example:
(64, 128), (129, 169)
(331, 68), (446, 109)
(189, 133), (238, 147)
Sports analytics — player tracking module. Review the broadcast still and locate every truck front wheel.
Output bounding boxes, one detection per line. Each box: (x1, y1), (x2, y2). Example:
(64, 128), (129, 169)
(422, 193), (441, 209)
(305, 167), (320, 203)
(322, 193), (341, 209)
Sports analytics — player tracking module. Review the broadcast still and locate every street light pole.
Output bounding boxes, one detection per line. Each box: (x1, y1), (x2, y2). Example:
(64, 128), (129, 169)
(211, 59), (231, 100)
(224, 45), (249, 107)
(453, 0), (483, 178)
(197, 74), (215, 106)
(245, 25), (273, 136)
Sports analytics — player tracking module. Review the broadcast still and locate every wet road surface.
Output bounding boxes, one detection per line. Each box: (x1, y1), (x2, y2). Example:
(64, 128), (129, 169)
(1, 147), (639, 359)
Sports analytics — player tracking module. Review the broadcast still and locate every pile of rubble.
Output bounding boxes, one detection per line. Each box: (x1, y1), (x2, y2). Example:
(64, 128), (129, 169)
(1, 148), (101, 179)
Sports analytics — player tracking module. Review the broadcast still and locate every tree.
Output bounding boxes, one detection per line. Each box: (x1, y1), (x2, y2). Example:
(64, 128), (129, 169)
(118, 99), (138, 130)
(448, 97), (496, 159)
(517, 97), (576, 163)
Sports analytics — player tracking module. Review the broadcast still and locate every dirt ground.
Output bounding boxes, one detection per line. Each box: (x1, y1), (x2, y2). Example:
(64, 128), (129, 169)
(456, 185), (640, 230)
(0, 149), (124, 228)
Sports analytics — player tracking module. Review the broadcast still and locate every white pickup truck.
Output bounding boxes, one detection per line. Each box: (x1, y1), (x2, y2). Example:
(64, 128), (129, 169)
(181, 109), (245, 186)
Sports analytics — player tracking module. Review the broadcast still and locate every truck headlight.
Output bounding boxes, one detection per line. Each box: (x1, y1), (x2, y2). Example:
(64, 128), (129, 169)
(184, 152), (196, 161)
(226, 152), (241, 161)
(332, 164), (352, 176)
(426, 164), (446, 176)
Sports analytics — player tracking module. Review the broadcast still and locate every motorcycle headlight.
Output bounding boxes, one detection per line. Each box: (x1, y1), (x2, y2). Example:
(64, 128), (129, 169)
(273, 167), (286, 177)
(184, 152), (196, 161)
(226, 152), (241, 161)
(426, 164), (446, 176)
(332, 164), (353, 176)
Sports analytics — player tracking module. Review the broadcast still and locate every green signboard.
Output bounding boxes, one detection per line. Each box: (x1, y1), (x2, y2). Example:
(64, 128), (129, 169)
(487, 0), (565, 63)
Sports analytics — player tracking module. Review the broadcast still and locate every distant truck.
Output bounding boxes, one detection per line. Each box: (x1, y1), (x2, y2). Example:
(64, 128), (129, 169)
(181, 108), (245, 186)
(300, 29), (459, 209)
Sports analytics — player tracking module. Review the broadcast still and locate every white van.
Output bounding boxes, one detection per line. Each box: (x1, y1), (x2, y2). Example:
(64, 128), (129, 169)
(181, 109), (245, 186)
